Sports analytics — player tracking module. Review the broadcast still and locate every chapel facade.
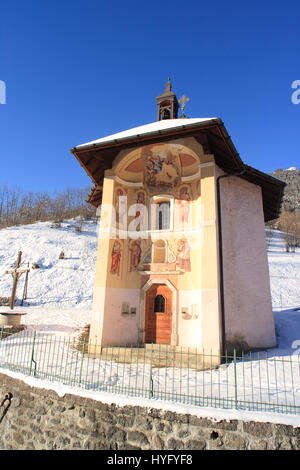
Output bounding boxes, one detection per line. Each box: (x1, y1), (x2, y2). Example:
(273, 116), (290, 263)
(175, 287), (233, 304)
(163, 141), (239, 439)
(71, 80), (285, 357)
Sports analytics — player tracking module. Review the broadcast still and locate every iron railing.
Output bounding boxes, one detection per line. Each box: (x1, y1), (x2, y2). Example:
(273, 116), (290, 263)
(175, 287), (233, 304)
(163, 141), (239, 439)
(0, 328), (300, 415)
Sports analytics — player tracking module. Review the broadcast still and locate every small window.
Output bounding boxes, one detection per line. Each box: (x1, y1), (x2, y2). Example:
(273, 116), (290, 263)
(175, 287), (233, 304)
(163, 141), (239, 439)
(154, 294), (165, 313)
(151, 196), (173, 231)
(156, 201), (170, 230)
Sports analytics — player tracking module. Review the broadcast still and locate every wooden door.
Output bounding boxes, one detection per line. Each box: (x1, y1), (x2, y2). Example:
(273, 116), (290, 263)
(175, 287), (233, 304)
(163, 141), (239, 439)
(145, 284), (172, 344)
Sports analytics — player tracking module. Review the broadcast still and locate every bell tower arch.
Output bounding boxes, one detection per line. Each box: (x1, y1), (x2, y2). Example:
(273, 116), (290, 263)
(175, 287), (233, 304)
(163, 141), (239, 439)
(155, 77), (179, 120)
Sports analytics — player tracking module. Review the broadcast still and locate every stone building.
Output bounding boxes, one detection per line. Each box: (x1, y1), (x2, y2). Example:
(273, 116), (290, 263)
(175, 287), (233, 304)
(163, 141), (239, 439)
(71, 80), (285, 357)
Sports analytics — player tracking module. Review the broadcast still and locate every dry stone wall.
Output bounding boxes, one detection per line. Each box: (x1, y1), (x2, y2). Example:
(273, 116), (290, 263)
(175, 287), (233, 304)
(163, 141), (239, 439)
(0, 372), (299, 450)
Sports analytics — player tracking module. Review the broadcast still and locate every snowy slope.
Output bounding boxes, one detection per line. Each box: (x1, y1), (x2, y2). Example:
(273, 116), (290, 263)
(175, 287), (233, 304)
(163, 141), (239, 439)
(0, 218), (99, 336)
(267, 230), (300, 356)
(268, 230), (300, 312)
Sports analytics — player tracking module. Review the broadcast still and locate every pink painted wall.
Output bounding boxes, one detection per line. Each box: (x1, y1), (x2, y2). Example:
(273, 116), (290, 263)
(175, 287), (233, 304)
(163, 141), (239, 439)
(92, 287), (141, 347)
(218, 169), (277, 350)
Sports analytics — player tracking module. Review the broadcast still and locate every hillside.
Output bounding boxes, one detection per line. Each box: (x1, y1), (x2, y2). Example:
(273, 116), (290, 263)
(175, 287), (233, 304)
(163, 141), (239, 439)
(0, 218), (98, 337)
(270, 167), (300, 210)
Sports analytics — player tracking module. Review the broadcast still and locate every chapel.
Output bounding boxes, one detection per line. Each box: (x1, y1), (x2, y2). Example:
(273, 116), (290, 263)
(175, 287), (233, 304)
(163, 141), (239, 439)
(71, 79), (285, 357)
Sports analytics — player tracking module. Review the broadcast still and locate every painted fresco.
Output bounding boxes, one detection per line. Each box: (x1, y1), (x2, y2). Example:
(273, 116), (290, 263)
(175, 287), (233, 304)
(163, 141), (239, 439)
(110, 240), (122, 276)
(134, 191), (146, 224)
(142, 144), (180, 194)
(136, 191), (146, 205)
(117, 139), (201, 186)
(129, 239), (142, 272)
(176, 185), (192, 225)
(115, 187), (127, 225)
(176, 238), (191, 272)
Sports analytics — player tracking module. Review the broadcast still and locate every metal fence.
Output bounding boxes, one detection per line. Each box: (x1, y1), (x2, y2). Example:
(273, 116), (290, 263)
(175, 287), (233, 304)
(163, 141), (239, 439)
(0, 328), (300, 416)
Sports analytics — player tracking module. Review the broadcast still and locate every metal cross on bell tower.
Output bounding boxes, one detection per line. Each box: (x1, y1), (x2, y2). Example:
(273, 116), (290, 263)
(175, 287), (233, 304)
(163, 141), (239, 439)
(178, 94), (190, 118)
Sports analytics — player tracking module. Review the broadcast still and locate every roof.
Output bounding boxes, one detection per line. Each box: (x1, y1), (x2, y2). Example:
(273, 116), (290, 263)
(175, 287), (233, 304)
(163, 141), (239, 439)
(74, 118), (217, 150)
(71, 118), (286, 222)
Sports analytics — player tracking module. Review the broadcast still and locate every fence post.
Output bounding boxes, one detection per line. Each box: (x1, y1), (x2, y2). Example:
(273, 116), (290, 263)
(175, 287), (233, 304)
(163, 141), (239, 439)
(78, 337), (86, 387)
(233, 348), (238, 410)
(149, 343), (153, 399)
(29, 331), (37, 376)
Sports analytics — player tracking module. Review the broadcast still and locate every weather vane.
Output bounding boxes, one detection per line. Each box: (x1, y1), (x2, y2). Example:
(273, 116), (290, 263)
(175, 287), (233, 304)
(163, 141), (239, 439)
(178, 95), (190, 118)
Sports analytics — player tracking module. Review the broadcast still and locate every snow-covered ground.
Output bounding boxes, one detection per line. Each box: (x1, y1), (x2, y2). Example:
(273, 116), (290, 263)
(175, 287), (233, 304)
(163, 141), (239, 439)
(0, 221), (300, 423)
(268, 230), (300, 313)
(0, 218), (99, 338)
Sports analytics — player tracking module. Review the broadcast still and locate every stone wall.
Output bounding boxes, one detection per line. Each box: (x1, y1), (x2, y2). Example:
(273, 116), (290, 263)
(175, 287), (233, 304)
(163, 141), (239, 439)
(0, 372), (299, 450)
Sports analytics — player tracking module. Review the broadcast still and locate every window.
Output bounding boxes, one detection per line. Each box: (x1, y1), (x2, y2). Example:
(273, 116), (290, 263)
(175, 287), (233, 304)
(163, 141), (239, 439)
(154, 295), (165, 313)
(156, 201), (170, 230)
(151, 196), (173, 231)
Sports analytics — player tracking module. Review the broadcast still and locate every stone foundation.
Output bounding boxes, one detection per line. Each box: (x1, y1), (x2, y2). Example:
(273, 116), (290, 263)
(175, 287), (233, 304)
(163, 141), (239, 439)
(0, 372), (299, 450)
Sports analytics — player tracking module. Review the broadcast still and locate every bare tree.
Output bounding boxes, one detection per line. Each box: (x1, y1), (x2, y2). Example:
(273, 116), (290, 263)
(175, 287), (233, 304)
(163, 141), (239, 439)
(0, 184), (96, 228)
(278, 211), (300, 252)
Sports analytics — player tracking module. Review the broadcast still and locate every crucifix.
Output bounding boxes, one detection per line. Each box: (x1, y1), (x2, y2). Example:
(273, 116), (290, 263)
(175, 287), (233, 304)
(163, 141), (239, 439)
(5, 251), (30, 310)
(178, 94), (190, 118)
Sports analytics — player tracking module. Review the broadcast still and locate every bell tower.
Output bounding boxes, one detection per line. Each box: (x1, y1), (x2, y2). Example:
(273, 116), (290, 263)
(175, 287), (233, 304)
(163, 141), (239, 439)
(155, 78), (179, 121)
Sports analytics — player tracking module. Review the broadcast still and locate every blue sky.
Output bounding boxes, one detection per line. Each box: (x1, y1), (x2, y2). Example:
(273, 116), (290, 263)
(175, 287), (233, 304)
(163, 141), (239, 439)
(0, 0), (299, 193)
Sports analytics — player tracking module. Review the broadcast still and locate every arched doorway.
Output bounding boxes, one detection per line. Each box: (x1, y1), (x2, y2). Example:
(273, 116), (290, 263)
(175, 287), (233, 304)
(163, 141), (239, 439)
(144, 284), (172, 344)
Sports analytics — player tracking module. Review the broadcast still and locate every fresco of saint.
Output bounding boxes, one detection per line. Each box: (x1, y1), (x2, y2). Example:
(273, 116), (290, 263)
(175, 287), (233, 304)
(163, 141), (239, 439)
(110, 240), (122, 276)
(135, 191), (146, 221)
(136, 191), (146, 205)
(177, 186), (191, 225)
(115, 188), (126, 225)
(176, 238), (191, 272)
(129, 240), (142, 272)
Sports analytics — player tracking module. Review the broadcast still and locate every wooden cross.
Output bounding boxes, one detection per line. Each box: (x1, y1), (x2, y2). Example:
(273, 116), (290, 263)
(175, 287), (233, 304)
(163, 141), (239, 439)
(5, 251), (30, 310)
(178, 95), (190, 117)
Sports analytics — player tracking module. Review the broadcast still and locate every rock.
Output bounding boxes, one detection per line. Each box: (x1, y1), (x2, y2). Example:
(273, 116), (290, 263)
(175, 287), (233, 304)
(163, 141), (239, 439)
(223, 432), (246, 449)
(152, 434), (164, 450)
(242, 421), (273, 438)
(0, 297), (10, 306)
(185, 439), (206, 450)
(135, 415), (153, 430)
(167, 438), (185, 450)
(248, 439), (268, 450)
(12, 432), (24, 446)
(127, 431), (149, 446)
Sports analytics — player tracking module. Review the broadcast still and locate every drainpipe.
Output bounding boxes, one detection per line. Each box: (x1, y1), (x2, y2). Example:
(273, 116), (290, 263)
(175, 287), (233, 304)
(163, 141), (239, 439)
(216, 168), (246, 356)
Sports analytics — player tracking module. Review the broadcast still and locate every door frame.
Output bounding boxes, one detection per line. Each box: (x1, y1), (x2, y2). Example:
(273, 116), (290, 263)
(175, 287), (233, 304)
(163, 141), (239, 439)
(139, 279), (178, 346)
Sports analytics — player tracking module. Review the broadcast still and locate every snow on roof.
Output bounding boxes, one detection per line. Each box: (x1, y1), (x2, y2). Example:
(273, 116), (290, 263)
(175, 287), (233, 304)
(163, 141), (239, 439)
(75, 117), (218, 149)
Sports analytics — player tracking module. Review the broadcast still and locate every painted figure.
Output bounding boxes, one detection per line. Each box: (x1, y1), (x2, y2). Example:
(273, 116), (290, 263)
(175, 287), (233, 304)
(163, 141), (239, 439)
(177, 186), (191, 225)
(135, 191), (146, 220)
(129, 240), (142, 271)
(136, 191), (146, 205)
(110, 240), (122, 276)
(177, 238), (191, 272)
(115, 188), (126, 225)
